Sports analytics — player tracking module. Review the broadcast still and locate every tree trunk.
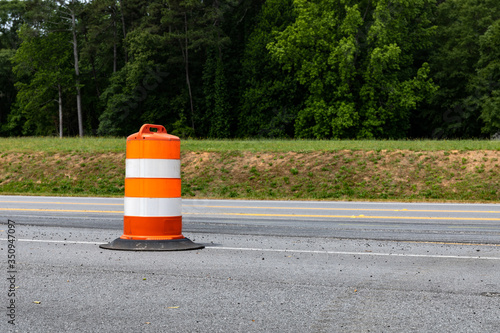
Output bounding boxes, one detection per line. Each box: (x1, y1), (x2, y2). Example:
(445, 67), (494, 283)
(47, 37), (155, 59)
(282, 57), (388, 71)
(90, 57), (101, 98)
(70, 0), (83, 137)
(118, 0), (128, 63)
(214, 0), (222, 60)
(184, 12), (195, 132)
(112, 7), (117, 73)
(113, 20), (117, 73)
(58, 84), (63, 138)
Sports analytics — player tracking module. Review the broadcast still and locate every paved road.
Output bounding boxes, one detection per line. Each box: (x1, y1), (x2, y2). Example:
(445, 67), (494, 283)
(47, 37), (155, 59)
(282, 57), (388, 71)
(1, 195), (500, 243)
(1, 196), (500, 332)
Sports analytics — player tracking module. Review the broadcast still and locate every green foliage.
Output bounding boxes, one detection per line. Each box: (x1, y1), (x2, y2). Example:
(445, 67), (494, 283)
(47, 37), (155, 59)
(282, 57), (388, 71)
(427, 0), (500, 138)
(0, 0), (24, 49)
(170, 113), (195, 138)
(237, 0), (302, 138)
(0, 0), (25, 135)
(268, 0), (437, 139)
(203, 49), (232, 138)
(475, 19), (500, 135)
(0, 49), (16, 134)
(0, 0), (499, 139)
(98, 60), (162, 136)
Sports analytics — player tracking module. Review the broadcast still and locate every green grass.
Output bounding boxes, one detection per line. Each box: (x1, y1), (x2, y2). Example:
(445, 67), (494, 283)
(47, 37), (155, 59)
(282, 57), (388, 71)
(182, 139), (500, 152)
(0, 137), (125, 153)
(0, 137), (499, 153)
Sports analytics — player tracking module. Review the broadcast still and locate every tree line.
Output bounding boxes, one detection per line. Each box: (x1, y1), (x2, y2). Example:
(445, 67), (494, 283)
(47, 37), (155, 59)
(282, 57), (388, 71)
(0, 0), (499, 139)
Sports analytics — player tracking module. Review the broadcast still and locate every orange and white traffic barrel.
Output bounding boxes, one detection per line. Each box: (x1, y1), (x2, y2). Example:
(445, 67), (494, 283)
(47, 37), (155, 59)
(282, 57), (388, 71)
(100, 124), (204, 251)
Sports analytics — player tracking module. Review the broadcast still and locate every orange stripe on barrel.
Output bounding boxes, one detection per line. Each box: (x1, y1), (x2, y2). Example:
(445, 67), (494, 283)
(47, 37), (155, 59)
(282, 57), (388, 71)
(124, 178), (181, 198)
(126, 140), (180, 159)
(121, 216), (183, 240)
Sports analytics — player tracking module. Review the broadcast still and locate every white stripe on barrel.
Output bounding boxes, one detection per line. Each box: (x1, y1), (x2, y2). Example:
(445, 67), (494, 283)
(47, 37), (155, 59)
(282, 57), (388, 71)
(124, 197), (182, 217)
(126, 159), (181, 179)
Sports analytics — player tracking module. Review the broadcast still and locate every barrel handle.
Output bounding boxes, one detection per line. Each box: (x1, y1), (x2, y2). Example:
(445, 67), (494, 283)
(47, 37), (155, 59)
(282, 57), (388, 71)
(138, 124), (167, 136)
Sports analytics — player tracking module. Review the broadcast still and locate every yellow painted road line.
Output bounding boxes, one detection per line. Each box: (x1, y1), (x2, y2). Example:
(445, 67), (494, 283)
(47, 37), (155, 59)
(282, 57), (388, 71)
(1, 208), (500, 221)
(1, 201), (498, 214)
(184, 204), (500, 214)
(184, 212), (500, 221)
(339, 223), (499, 230)
(0, 208), (123, 214)
(0, 200), (123, 206)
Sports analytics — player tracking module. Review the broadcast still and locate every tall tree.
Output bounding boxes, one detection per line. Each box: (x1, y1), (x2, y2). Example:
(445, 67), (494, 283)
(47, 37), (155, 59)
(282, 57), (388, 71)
(426, 0), (500, 138)
(0, 0), (25, 135)
(10, 25), (73, 136)
(62, 0), (85, 137)
(203, 48), (231, 138)
(268, 0), (437, 139)
(98, 0), (237, 136)
(98, 0), (175, 136)
(200, 0), (237, 138)
(0, 48), (16, 135)
(118, 0), (128, 63)
(472, 19), (500, 136)
(237, 0), (301, 138)
(0, 0), (25, 49)
(19, 0), (86, 136)
(160, 0), (209, 132)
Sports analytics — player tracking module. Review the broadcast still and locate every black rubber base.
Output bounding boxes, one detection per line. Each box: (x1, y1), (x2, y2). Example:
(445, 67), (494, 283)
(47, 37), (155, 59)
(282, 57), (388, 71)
(99, 237), (205, 251)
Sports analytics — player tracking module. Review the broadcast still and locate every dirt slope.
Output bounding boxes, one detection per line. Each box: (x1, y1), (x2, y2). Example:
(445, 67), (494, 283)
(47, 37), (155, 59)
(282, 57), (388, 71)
(1, 149), (498, 202)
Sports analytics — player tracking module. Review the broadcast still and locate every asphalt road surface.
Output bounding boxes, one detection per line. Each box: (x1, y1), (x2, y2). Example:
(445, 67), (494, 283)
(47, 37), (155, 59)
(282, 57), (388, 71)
(1, 195), (499, 332)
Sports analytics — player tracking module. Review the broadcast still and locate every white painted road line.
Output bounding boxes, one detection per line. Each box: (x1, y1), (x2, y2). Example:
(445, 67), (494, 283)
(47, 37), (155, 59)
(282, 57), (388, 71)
(2, 238), (103, 245)
(2, 238), (500, 261)
(206, 246), (500, 260)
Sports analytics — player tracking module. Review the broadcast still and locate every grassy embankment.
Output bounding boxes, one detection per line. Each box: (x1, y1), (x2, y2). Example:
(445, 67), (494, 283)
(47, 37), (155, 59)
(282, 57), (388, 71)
(0, 137), (499, 202)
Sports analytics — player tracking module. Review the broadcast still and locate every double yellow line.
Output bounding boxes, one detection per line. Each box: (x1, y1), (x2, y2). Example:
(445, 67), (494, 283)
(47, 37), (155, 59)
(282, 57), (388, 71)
(1, 200), (499, 221)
